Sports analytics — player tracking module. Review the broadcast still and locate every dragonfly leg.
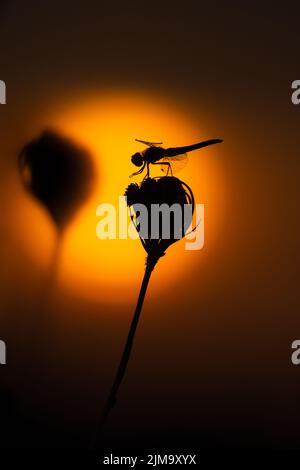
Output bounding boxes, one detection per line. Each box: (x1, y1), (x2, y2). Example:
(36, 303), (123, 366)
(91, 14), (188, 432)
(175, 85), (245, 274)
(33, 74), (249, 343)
(153, 161), (172, 176)
(130, 162), (146, 177)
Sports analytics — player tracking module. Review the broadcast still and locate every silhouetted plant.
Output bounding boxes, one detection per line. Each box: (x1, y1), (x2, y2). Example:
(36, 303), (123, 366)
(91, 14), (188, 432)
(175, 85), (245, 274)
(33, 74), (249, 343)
(95, 176), (195, 441)
(19, 129), (94, 233)
(18, 130), (95, 380)
(126, 176), (195, 269)
(18, 128), (95, 302)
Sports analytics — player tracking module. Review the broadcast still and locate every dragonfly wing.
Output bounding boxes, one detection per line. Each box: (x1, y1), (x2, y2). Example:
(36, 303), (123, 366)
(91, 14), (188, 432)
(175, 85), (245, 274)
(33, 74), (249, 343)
(135, 139), (163, 146)
(160, 153), (188, 174)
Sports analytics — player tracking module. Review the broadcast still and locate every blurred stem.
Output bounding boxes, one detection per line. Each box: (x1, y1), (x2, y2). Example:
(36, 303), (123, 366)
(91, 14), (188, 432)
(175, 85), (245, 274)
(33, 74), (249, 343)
(33, 229), (63, 369)
(23, 228), (63, 401)
(93, 253), (159, 446)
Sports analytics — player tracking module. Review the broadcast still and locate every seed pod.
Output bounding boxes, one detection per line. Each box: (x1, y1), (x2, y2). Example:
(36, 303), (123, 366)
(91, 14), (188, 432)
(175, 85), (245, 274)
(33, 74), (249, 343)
(19, 130), (94, 231)
(125, 176), (195, 265)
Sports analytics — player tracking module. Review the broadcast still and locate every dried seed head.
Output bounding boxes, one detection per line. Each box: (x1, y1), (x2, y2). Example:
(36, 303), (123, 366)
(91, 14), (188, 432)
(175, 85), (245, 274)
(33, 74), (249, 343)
(125, 176), (195, 261)
(19, 130), (95, 230)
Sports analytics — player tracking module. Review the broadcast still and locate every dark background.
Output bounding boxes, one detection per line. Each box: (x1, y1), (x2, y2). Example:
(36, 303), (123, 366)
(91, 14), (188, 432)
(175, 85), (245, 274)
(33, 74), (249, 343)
(0, 0), (300, 453)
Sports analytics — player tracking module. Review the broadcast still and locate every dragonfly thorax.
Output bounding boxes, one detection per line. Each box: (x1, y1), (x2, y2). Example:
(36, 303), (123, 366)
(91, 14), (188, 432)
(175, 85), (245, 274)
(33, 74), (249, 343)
(144, 146), (164, 164)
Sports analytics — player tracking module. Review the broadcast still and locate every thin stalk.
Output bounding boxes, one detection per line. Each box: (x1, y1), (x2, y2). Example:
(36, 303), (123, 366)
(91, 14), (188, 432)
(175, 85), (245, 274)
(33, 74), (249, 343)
(33, 229), (63, 358)
(92, 254), (159, 448)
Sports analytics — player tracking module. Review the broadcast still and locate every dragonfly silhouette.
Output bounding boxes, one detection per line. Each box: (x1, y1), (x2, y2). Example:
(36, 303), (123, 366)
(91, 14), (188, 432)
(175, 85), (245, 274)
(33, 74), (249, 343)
(130, 138), (223, 178)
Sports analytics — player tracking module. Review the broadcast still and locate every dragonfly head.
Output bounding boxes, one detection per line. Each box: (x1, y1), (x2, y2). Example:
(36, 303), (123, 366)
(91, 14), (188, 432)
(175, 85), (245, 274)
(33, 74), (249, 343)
(131, 152), (144, 167)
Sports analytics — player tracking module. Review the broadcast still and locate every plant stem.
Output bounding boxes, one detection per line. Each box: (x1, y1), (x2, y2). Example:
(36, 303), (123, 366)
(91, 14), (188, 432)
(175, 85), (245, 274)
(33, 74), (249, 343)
(92, 254), (159, 447)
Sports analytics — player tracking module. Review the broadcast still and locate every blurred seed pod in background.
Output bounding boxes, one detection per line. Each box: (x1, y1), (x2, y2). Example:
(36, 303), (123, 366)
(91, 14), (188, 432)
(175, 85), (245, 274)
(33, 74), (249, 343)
(18, 130), (95, 232)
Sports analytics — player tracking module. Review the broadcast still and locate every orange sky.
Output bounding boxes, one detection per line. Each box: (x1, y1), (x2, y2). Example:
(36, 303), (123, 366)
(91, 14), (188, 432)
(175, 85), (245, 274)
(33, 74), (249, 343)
(14, 90), (225, 304)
